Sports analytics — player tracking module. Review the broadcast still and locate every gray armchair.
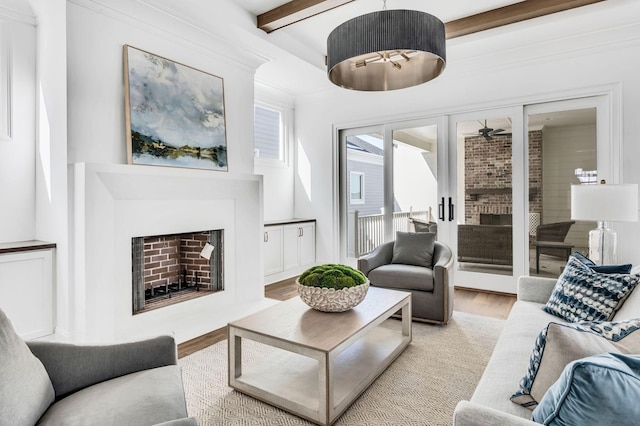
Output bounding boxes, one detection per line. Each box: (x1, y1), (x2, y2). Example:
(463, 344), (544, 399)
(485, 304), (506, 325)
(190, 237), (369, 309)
(358, 233), (454, 324)
(0, 307), (197, 426)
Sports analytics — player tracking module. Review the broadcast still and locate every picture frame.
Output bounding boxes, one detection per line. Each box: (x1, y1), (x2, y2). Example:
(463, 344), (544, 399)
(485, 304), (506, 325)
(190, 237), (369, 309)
(123, 45), (228, 171)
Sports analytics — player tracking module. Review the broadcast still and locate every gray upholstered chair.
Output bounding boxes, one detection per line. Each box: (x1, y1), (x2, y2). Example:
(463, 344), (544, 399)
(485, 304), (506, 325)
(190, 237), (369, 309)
(358, 232), (454, 324)
(0, 307), (197, 426)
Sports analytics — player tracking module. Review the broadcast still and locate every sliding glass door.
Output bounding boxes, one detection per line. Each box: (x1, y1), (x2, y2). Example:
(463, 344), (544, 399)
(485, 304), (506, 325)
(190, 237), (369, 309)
(449, 107), (525, 293)
(339, 95), (615, 293)
(340, 118), (447, 265)
(526, 96), (611, 278)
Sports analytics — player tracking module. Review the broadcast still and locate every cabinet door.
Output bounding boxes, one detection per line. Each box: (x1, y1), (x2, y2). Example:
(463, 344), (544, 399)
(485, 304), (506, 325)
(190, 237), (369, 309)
(283, 224), (300, 271)
(298, 222), (316, 267)
(0, 250), (54, 339)
(264, 226), (284, 275)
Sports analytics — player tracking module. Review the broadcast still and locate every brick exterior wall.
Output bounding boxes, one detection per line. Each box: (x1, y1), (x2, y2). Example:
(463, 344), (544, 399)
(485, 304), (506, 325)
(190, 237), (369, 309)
(464, 131), (543, 227)
(143, 232), (211, 291)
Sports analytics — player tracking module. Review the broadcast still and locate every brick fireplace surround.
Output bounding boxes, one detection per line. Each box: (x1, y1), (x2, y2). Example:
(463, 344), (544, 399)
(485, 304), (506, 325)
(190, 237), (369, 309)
(464, 130), (543, 226)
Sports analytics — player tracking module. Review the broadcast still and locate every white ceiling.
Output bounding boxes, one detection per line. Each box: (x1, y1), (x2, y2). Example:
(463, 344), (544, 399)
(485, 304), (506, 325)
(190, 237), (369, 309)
(233, 0), (523, 91)
(143, 0), (637, 98)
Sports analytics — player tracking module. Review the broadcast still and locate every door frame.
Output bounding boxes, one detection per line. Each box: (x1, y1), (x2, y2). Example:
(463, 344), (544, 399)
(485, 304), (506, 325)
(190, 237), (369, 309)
(448, 106), (525, 293)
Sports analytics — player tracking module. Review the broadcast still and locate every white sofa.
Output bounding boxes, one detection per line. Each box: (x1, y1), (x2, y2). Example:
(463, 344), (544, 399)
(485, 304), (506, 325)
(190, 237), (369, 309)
(453, 274), (640, 425)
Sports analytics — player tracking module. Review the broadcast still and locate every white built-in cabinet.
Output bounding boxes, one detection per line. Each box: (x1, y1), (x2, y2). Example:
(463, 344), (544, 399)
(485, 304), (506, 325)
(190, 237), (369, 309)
(264, 225), (284, 276)
(264, 219), (316, 285)
(0, 241), (56, 339)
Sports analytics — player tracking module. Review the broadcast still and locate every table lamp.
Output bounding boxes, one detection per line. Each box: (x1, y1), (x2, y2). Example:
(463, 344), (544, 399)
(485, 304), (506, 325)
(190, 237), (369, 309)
(570, 182), (638, 265)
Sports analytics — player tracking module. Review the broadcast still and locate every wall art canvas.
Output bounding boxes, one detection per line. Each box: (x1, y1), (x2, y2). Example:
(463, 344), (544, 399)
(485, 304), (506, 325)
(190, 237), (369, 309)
(124, 45), (227, 171)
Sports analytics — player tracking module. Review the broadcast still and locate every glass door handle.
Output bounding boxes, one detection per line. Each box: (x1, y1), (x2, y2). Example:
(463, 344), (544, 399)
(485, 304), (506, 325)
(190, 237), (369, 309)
(439, 197), (445, 221)
(448, 197), (454, 222)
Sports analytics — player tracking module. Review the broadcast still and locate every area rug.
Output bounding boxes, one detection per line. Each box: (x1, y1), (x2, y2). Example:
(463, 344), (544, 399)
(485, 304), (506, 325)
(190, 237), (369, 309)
(179, 311), (504, 425)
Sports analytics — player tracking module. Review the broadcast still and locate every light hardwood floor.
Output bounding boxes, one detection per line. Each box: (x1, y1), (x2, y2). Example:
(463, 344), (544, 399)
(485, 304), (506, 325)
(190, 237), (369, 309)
(177, 278), (516, 358)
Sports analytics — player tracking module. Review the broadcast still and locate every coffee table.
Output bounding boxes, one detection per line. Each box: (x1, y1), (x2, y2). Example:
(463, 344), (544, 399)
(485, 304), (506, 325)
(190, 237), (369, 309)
(228, 287), (411, 425)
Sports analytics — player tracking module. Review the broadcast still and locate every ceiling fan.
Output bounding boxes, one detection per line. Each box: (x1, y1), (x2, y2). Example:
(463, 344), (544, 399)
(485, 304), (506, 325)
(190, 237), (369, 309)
(474, 120), (511, 140)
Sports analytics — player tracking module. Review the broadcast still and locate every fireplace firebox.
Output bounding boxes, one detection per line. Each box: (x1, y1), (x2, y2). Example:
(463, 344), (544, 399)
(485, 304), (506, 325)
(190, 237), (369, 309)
(132, 230), (223, 314)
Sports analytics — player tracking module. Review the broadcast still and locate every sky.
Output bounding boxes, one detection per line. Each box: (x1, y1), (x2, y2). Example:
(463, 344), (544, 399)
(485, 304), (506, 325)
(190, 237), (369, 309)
(126, 46), (226, 149)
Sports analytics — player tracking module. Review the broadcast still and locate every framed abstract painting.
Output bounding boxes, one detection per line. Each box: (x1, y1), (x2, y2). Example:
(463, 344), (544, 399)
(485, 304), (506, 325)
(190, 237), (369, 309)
(123, 45), (228, 171)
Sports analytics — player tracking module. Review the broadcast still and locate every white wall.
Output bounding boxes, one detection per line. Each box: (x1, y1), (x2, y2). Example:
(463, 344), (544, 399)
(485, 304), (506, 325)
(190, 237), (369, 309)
(0, 9), (36, 242)
(62, 0), (270, 340)
(30, 0), (71, 339)
(294, 2), (640, 269)
(66, 0), (261, 174)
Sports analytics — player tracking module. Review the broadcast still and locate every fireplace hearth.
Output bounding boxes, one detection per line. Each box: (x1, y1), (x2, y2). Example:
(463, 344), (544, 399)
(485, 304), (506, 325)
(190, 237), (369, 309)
(132, 229), (223, 314)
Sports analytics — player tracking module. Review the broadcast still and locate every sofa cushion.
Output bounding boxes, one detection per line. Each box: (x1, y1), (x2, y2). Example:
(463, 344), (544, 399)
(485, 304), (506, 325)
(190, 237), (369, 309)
(368, 264), (434, 292)
(511, 318), (640, 410)
(531, 353), (640, 426)
(543, 255), (640, 322)
(0, 308), (55, 426)
(391, 231), (435, 268)
(469, 301), (559, 419)
(36, 365), (188, 426)
(572, 251), (632, 274)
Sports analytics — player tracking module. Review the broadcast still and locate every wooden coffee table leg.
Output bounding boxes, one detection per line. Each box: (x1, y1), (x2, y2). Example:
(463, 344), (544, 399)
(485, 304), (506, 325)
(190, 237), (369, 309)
(320, 352), (330, 426)
(228, 327), (242, 382)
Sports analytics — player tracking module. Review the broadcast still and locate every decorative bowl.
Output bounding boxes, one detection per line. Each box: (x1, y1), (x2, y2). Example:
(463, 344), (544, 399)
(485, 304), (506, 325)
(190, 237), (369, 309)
(297, 279), (369, 312)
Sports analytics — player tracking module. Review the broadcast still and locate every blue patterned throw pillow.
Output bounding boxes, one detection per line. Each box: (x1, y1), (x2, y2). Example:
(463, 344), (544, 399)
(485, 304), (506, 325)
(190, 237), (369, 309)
(572, 251), (632, 274)
(543, 255), (640, 322)
(511, 318), (640, 410)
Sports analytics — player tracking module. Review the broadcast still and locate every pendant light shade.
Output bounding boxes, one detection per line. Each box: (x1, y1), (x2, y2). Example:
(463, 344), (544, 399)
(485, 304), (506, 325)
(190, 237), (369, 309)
(327, 9), (446, 91)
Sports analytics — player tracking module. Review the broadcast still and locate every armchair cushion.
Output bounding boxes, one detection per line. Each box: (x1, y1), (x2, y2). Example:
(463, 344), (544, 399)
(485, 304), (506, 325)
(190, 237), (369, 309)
(391, 231), (435, 268)
(0, 308), (54, 426)
(368, 264), (434, 292)
(36, 365), (188, 426)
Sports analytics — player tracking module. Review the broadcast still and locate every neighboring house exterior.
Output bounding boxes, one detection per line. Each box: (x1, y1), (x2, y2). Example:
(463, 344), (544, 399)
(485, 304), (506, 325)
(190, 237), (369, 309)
(346, 136), (385, 217)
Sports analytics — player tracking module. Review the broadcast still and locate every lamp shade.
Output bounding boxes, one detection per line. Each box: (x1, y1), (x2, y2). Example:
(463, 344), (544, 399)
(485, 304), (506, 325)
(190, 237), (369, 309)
(327, 9), (446, 91)
(571, 184), (639, 222)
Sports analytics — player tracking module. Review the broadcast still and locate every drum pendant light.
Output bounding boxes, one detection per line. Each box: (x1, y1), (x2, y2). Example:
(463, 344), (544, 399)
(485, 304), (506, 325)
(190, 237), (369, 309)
(327, 6), (446, 91)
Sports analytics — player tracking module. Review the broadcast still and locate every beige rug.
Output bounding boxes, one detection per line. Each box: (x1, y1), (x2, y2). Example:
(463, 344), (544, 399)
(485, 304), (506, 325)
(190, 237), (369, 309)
(179, 311), (504, 425)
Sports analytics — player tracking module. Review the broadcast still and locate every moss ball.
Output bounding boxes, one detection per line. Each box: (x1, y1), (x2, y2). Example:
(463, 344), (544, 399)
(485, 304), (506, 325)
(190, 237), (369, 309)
(298, 264), (367, 289)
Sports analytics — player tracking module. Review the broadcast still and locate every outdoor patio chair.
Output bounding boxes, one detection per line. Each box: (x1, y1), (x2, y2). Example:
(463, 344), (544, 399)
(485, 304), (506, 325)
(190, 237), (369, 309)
(535, 220), (575, 258)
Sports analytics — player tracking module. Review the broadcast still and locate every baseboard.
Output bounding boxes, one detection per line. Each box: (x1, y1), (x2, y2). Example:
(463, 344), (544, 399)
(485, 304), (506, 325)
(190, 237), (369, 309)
(454, 286), (516, 297)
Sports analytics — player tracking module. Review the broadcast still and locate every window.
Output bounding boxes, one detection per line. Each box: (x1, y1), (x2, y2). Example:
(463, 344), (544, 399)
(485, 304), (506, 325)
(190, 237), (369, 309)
(254, 105), (283, 161)
(350, 172), (365, 204)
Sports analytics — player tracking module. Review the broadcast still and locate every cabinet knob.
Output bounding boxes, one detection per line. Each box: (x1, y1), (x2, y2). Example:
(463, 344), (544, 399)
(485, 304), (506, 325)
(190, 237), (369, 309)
(264, 232), (268, 242)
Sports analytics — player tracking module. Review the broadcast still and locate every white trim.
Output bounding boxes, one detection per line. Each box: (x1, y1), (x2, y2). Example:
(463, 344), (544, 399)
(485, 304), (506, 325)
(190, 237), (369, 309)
(0, 4), (36, 25)
(349, 171), (365, 205)
(67, 0), (266, 72)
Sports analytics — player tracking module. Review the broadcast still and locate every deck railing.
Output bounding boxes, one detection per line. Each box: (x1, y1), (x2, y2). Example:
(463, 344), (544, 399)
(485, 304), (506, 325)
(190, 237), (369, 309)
(351, 209), (432, 258)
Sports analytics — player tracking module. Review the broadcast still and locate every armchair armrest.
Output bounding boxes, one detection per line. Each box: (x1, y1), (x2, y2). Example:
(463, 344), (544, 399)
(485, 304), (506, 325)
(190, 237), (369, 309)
(27, 334), (178, 399)
(517, 275), (557, 303)
(453, 401), (537, 426)
(357, 241), (394, 276)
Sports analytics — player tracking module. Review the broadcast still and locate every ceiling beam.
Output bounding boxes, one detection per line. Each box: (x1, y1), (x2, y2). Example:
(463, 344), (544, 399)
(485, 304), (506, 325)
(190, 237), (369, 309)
(445, 0), (605, 39)
(258, 0), (355, 34)
(258, 0), (605, 38)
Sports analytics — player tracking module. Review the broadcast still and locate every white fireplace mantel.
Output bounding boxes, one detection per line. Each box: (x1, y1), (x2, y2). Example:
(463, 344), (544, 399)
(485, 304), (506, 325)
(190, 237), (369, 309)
(67, 162), (276, 343)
